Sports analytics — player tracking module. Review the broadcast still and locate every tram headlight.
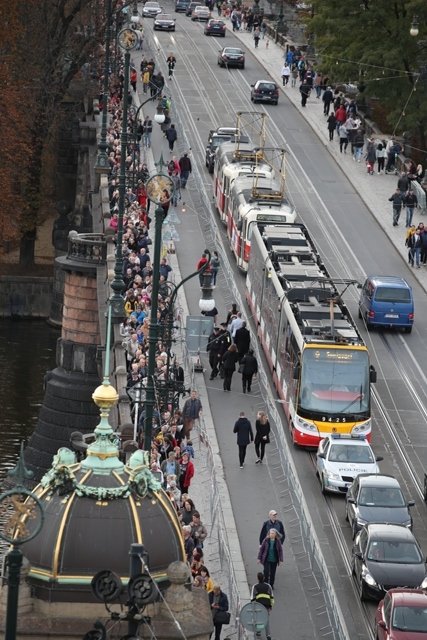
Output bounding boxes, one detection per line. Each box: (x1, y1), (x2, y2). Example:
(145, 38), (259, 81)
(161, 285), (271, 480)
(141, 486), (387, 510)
(352, 420), (370, 435)
(295, 415), (317, 432)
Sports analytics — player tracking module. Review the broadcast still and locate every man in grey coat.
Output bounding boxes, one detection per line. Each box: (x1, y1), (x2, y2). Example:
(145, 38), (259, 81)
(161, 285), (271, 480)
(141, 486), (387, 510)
(233, 411), (254, 468)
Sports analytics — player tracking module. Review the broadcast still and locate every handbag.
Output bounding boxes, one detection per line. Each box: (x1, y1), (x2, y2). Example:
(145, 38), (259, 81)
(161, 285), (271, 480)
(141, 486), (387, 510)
(214, 610), (231, 625)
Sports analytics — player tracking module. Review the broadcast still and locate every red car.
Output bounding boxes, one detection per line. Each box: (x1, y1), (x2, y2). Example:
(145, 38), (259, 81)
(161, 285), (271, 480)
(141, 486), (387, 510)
(376, 589), (427, 639)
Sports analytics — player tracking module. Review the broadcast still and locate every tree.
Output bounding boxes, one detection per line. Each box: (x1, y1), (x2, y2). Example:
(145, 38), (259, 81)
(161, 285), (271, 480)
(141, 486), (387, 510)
(307, 0), (427, 152)
(0, 0), (126, 266)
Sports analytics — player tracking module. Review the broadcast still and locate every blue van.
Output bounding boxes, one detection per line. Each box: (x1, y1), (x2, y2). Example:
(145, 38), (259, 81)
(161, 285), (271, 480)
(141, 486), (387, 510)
(358, 276), (414, 333)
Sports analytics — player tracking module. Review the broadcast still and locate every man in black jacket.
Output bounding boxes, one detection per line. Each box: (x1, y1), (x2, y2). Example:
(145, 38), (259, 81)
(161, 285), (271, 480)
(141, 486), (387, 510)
(388, 188), (403, 226)
(234, 321), (250, 361)
(233, 411), (254, 468)
(322, 86), (333, 114)
(259, 509), (286, 544)
(179, 152), (192, 188)
(207, 326), (222, 380)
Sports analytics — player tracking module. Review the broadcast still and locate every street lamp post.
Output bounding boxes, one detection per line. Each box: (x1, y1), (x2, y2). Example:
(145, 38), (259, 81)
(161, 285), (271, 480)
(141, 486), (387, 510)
(110, 27), (138, 319)
(95, 0), (113, 180)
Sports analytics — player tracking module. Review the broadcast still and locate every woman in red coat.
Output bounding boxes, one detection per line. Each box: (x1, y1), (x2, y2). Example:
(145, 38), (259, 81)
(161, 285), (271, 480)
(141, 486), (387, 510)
(179, 451), (194, 493)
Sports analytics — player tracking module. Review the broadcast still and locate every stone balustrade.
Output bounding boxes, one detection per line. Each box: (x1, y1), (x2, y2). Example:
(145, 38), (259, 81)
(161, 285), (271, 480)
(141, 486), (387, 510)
(67, 231), (107, 265)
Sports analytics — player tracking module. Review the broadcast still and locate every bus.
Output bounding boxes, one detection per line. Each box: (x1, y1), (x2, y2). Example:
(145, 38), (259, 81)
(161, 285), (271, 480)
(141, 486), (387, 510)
(246, 224), (377, 447)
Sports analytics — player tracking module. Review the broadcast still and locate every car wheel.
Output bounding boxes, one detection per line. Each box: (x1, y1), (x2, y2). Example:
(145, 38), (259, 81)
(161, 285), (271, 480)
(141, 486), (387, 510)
(344, 504), (349, 522)
(351, 520), (359, 539)
(273, 100), (278, 105)
(405, 326), (413, 333)
(240, 63), (245, 69)
(358, 306), (362, 319)
(320, 473), (327, 495)
(222, 33), (225, 37)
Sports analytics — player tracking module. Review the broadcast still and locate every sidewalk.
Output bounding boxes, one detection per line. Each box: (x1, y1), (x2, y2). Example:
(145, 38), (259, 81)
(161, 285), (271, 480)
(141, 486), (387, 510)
(229, 27), (427, 292)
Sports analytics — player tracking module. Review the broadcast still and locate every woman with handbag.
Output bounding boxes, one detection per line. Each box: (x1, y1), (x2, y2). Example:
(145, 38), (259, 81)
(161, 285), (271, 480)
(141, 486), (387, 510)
(240, 349), (258, 393)
(255, 411), (271, 463)
(209, 585), (230, 640)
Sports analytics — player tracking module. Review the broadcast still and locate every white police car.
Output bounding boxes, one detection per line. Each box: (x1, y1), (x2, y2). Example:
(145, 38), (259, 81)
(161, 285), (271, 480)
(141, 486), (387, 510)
(316, 435), (382, 494)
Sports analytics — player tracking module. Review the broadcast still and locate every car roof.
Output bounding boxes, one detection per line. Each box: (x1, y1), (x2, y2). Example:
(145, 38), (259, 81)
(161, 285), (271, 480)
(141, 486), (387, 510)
(358, 474), (400, 488)
(325, 435), (370, 447)
(366, 275), (411, 289)
(388, 589), (427, 606)
(157, 13), (173, 16)
(366, 523), (416, 541)
(256, 80), (276, 85)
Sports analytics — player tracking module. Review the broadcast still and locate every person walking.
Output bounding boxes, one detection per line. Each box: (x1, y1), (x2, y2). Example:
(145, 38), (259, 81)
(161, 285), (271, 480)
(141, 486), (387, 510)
(167, 54), (176, 79)
(365, 138), (376, 175)
(406, 225), (421, 267)
(388, 188), (403, 226)
(259, 510), (286, 544)
(253, 26), (261, 47)
(234, 320), (250, 361)
(290, 63), (298, 87)
(141, 116), (152, 149)
(239, 348), (258, 393)
(405, 226), (416, 266)
(326, 112), (336, 141)
(218, 323), (231, 378)
(258, 529), (283, 589)
(255, 411), (270, 463)
(179, 152), (192, 188)
(403, 187), (418, 227)
(210, 250), (220, 285)
(376, 142), (386, 174)
(251, 573), (274, 640)
(222, 344), (239, 391)
(299, 80), (310, 107)
(181, 390), (202, 437)
(322, 85), (333, 115)
(281, 62), (290, 86)
(207, 325), (222, 380)
(166, 124), (178, 152)
(170, 170), (181, 206)
(353, 128), (365, 163)
(338, 124), (348, 153)
(233, 411), (254, 468)
(209, 586), (229, 640)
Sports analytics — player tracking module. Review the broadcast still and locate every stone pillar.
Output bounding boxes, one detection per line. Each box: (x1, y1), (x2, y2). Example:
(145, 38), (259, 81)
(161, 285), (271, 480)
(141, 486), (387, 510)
(24, 233), (106, 482)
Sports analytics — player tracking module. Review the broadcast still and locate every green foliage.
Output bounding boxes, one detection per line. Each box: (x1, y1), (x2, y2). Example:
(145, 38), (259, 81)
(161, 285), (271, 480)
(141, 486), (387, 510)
(308, 0), (427, 147)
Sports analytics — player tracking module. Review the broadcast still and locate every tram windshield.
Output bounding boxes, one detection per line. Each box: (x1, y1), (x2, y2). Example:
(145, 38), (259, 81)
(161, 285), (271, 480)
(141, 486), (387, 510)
(299, 348), (370, 418)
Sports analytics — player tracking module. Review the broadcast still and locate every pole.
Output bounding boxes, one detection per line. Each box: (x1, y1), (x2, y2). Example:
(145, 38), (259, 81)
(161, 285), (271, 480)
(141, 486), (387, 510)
(5, 547), (23, 640)
(143, 205), (166, 451)
(128, 543), (145, 636)
(95, 0), (112, 175)
(110, 49), (131, 318)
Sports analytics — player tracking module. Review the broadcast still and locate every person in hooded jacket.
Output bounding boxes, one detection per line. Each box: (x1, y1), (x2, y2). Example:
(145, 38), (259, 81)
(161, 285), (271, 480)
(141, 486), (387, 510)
(233, 411), (254, 467)
(239, 349), (258, 393)
(234, 321), (250, 361)
(222, 344), (239, 391)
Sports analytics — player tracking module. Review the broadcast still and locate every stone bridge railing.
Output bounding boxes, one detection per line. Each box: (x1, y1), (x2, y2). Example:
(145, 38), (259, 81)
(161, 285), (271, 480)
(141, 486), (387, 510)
(67, 231), (107, 265)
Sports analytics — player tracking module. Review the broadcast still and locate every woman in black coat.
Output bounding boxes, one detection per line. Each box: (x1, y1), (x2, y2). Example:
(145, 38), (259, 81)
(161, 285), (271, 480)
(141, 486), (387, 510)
(255, 411), (271, 463)
(239, 348), (258, 393)
(222, 344), (239, 391)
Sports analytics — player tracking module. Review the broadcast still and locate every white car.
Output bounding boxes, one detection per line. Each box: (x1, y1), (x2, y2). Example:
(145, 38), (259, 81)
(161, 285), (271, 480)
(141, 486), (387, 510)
(143, 1), (162, 17)
(316, 435), (382, 494)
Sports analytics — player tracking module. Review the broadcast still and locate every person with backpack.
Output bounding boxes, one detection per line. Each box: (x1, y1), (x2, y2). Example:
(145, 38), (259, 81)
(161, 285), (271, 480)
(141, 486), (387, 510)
(297, 57), (306, 81)
(251, 573), (274, 640)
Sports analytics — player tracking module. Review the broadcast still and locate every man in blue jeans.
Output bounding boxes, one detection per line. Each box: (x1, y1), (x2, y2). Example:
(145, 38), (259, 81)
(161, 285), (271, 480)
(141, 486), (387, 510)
(179, 152), (192, 188)
(404, 187), (418, 227)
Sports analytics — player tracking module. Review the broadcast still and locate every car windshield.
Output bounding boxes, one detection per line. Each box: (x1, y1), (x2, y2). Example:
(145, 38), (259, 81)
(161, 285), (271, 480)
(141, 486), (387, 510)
(358, 486), (406, 507)
(374, 286), (411, 302)
(212, 136), (231, 149)
(392, 606), (427, 632)
(299, 348), (370, 417)
(225, 49), (242, 55)
(328, 444), (374, 464)
(367, 540), (423, 564)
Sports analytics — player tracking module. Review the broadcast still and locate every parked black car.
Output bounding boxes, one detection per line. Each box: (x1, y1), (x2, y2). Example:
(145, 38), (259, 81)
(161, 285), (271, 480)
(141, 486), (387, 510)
(351, 523), (427, 601)
(346, 474), (414, 538)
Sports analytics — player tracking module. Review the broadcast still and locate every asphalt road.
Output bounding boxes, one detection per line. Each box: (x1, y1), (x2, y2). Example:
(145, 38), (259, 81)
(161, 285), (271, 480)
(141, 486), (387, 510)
(139, 9), (427, 639)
